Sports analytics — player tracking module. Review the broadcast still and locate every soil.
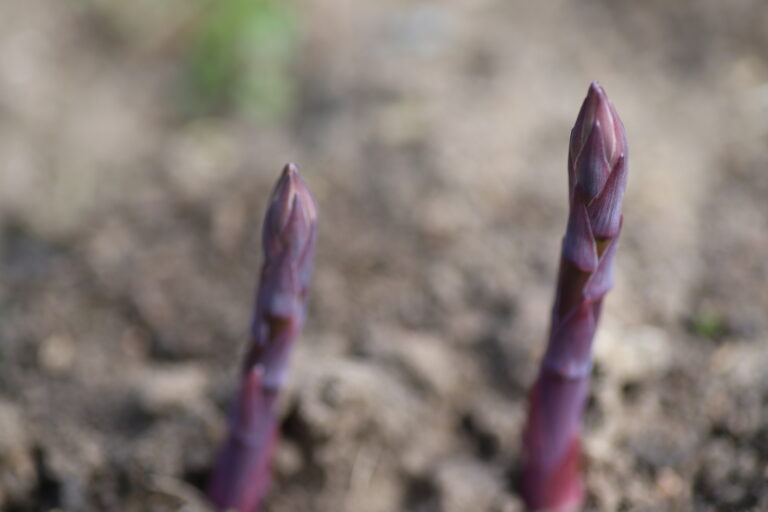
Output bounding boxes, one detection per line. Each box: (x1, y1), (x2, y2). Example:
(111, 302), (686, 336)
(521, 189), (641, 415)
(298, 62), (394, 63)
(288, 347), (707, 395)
(1, 1), (768, 511)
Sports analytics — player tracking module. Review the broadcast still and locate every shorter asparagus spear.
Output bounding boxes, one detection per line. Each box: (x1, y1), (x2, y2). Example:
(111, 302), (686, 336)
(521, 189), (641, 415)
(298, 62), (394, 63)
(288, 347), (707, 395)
(208, 163), (318, 512)
(521, 82), (628, 511)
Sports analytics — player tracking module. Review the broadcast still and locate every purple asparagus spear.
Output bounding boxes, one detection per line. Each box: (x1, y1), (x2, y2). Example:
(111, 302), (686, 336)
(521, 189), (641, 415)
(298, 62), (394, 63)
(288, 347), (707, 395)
(521, 82), (628, 511)
(208, 163), (318, 512)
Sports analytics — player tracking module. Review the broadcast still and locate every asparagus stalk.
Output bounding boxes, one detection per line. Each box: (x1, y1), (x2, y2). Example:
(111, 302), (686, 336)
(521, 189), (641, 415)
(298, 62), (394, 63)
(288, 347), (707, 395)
(521, 82), (628, 511)
(208, 163), (318, 512)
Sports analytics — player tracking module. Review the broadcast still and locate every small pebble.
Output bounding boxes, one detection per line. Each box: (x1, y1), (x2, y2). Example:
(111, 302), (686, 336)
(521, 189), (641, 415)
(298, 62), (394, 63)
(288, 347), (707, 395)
(136, 364), (209, 415)
(38, 334), (74, 374)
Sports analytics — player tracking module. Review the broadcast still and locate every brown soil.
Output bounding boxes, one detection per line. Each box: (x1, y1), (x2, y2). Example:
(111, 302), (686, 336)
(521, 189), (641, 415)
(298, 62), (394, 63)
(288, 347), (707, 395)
(1, 1), (768, 511)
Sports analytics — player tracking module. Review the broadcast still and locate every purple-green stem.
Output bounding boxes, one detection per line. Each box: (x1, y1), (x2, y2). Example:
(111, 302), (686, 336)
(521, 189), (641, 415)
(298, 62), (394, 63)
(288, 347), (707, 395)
(208, 163), (317, 512)
(521, 82), (628, 511)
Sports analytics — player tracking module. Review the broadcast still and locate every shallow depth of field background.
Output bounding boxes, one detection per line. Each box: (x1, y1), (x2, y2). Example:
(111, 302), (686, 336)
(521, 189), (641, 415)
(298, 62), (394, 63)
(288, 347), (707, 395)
(1, 1), (767, 511)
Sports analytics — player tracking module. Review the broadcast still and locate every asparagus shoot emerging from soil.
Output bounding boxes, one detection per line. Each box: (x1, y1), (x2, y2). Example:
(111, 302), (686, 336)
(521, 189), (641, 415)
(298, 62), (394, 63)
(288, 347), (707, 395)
(208, 163), (318, 512)
(521, 82), (628, 511)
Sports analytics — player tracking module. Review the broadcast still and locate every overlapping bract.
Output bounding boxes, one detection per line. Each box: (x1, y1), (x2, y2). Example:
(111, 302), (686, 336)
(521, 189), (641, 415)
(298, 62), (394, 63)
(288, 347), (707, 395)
(208, 163), (317, 512)
(522, 82), (628, 512)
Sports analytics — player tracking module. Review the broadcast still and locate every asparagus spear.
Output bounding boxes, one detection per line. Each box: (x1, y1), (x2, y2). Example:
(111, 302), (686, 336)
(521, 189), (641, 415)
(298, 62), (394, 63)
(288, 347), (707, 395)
(208, 163), (318, 512)
(521, 82), (628, 511)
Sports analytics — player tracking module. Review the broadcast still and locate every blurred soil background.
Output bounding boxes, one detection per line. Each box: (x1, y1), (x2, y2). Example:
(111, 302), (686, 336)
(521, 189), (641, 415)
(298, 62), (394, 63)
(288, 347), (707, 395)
(1, 1), (768, 511)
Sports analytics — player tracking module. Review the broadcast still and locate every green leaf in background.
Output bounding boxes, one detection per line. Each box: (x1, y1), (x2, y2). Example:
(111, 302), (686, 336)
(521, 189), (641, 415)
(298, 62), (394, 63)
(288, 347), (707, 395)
(690, 309), (728, 341)
(184, 0), (297, 120)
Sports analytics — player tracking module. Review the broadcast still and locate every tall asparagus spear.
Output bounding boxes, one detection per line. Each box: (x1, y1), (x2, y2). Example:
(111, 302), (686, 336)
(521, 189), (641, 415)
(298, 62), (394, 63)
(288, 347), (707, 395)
(208, 163), (318, 512)
(521, 82), (628, 511)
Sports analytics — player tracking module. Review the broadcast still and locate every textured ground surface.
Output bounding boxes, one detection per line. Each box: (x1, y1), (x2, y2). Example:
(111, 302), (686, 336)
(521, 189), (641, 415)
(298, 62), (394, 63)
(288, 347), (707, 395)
(1, 1), (768, 511)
